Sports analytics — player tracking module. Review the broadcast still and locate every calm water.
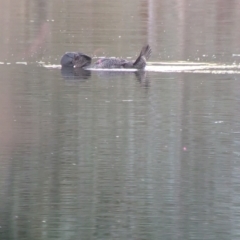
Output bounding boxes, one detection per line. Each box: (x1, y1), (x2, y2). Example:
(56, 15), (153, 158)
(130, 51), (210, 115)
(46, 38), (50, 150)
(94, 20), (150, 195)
(1, 1), (240, 240)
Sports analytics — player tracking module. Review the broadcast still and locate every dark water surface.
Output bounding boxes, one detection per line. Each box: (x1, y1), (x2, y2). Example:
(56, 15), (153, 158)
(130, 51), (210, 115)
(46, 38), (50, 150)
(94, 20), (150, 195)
(1, 1), (240, 240)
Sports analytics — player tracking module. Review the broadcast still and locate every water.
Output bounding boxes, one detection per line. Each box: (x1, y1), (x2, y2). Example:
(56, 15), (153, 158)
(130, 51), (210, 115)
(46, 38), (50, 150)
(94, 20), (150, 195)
(1, 1), (240, 240)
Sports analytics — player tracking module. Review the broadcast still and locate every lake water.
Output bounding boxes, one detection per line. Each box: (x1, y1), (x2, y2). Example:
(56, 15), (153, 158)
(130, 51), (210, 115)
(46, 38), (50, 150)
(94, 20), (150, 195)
(1, 1), (240, 240)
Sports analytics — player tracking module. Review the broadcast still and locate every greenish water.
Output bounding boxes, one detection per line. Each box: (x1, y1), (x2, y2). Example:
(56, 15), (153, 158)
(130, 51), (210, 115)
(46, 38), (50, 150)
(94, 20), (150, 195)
(1, 1), (240, 240)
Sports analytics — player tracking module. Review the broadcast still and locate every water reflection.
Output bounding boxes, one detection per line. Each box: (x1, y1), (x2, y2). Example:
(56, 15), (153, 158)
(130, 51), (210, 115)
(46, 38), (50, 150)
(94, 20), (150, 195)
(94, 70), (150, 87)
(61, 67), (150, 88)
(61, 67), (91, 80)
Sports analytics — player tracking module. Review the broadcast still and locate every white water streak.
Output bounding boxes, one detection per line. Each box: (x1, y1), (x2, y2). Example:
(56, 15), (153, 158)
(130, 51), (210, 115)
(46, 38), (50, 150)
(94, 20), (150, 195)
(42, 62), (240, 74)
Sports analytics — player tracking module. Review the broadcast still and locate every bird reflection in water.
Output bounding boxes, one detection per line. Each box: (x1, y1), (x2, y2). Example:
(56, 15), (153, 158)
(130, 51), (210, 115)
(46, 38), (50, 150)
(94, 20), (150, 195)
(61, 67), (91, 80)
(134, 71), (150, 88)
(61, 67), (149, 88)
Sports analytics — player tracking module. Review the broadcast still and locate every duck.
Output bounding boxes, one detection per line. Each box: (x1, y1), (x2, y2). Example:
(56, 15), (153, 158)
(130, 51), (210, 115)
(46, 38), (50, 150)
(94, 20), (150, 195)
(60, 45), (151, 70)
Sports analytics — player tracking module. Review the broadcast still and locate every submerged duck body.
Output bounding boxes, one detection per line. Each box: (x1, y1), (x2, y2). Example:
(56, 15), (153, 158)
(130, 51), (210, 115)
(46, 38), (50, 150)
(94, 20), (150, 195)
(60, 45), (151, 70)
(92, 45), (151, 69)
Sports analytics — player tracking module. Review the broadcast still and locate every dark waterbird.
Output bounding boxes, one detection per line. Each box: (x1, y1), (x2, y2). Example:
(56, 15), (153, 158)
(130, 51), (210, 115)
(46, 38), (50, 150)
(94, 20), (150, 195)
(60, 45), (151, 70)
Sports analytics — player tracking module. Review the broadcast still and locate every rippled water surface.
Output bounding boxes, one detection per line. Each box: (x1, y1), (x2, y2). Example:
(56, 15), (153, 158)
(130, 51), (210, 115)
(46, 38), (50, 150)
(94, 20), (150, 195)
(1, 1), (240, 240)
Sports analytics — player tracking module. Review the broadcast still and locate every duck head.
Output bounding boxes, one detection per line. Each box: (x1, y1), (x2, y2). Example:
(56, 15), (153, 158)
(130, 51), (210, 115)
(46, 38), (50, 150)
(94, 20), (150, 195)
(60, 52), (92, 68)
